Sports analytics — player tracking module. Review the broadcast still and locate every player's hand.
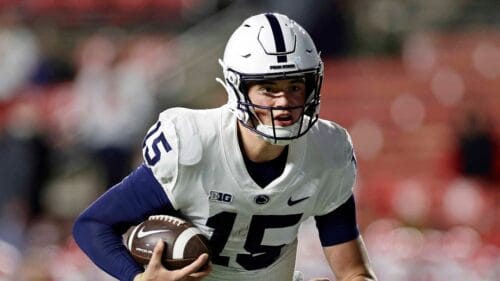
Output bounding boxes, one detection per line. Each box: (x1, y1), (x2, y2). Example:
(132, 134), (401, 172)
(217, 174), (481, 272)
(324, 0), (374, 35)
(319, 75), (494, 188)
(134, 240), (212, 281)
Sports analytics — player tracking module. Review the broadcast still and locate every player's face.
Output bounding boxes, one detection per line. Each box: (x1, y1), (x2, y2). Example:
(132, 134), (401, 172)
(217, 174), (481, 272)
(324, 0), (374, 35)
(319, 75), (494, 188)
(247, 79), (306, 127)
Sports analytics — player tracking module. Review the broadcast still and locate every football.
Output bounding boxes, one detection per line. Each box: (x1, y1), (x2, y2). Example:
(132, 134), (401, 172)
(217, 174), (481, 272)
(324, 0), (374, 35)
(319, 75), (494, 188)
(124, 215), (211, 270)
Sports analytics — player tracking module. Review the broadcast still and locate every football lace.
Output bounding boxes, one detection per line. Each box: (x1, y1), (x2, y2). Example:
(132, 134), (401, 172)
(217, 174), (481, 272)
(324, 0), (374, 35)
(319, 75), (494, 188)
(148, 215), (186, 226)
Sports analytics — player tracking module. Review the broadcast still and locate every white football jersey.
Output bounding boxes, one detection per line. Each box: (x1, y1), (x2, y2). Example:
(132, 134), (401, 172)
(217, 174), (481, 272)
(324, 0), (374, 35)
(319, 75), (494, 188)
(142, 105), (356, 281)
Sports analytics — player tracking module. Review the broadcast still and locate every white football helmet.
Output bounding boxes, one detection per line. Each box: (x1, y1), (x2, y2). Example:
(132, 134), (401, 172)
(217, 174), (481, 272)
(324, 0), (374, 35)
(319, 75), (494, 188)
(217, 12), (323, 145)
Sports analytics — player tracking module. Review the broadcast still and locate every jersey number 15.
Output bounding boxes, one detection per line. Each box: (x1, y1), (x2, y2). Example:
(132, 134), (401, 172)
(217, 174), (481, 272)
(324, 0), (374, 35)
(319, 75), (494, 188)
(207, 211), (302, 270)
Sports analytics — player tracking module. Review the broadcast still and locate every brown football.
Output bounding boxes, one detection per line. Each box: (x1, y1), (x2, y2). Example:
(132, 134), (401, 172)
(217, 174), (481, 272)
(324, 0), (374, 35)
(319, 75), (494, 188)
(124, 215), (211, 270)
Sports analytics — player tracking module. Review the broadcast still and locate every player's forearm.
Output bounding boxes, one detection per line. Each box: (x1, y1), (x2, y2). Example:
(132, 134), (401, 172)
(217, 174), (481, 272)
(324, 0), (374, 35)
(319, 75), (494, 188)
(73, 215), (143, 281)
(323, 237), (377, 281)
(72, 165), (173, 281)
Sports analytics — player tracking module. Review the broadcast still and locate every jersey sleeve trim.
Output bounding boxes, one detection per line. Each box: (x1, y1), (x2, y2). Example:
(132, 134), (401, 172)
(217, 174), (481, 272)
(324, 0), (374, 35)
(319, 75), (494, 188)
(314, 195), (359, 246)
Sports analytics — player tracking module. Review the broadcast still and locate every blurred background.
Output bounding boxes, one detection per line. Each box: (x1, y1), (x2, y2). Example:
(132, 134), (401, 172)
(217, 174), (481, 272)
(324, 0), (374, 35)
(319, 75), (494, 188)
(0, 0), (498, 280)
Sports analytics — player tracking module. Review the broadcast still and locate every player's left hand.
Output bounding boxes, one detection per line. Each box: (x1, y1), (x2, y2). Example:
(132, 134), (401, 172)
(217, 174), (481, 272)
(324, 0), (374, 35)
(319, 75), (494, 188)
(136, 240), (212, 281)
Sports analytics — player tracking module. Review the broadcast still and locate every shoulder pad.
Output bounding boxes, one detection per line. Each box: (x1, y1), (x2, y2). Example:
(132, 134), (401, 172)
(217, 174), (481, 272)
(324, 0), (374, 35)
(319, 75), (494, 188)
(158, 108), (203, 166)
(142, 115), (179, 187)
(171, 117), (203, 166)
(311, 120), (353, 169)
(142, 109), (204, 189)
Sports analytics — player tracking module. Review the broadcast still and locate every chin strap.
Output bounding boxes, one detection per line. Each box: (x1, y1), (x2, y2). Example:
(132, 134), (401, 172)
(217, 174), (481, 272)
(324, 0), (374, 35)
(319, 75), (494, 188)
(255, 121), (304, 146)
(256, 133), (295, 146)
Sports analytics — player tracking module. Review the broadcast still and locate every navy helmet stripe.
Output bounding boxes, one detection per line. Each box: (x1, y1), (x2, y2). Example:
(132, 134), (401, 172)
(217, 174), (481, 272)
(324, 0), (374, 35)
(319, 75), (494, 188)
(265, 13), (287, 63)
(277, 55), (287, 63)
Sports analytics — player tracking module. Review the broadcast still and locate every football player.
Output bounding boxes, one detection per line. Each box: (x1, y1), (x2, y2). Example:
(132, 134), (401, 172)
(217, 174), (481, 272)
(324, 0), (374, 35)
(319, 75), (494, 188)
(73, 13), (377, 281)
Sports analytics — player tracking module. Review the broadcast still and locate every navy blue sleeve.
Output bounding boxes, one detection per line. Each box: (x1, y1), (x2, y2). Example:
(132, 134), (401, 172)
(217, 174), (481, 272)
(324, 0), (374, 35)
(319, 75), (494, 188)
(72, 164), (175, 281)
(314, 195), (359, 247)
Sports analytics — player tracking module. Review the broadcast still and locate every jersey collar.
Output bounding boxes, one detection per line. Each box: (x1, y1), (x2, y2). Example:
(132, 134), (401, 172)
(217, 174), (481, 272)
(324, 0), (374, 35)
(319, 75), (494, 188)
(220, 106), (307, 191)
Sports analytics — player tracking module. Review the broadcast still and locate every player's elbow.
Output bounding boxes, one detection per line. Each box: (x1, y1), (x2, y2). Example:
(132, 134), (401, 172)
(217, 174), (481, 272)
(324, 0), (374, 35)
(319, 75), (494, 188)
(72, 208), (102, 251)
(72, 212), (88, 247)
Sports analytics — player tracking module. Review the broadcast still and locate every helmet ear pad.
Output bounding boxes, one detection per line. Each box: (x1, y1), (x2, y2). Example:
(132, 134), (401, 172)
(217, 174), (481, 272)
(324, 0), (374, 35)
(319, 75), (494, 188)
(235, 80), (261, 129)
(304, 73), (322, 116)
(238, 80), (250, 101)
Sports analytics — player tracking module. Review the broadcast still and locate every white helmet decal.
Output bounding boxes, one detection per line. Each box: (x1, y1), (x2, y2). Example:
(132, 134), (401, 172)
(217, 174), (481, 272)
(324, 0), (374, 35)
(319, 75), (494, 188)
(217, 13), (323, 145)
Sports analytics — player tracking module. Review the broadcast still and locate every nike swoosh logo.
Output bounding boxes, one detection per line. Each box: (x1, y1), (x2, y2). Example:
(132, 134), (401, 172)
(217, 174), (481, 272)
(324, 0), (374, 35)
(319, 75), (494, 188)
(136, 226), (171, 238)
(287, 196), (310, 206)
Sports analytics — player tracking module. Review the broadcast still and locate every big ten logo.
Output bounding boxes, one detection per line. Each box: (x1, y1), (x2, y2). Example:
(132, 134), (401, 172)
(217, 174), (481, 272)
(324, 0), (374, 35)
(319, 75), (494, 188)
(209, 190), (233, 204)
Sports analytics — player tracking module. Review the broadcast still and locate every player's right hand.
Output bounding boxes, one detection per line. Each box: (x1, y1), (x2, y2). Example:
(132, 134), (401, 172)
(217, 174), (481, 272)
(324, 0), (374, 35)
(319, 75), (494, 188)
(134, 240), (212, 281)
